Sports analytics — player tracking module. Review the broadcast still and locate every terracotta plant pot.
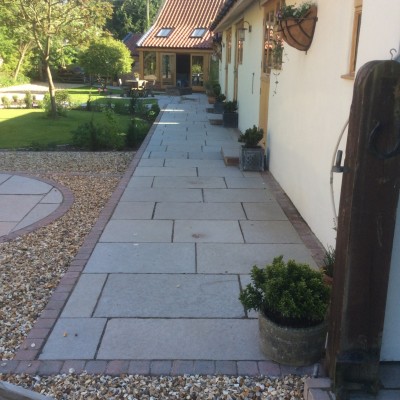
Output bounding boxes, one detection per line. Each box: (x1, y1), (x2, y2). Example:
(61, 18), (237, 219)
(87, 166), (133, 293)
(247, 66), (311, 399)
(258, 312), (327, 366)
(278, 6), (318, 51)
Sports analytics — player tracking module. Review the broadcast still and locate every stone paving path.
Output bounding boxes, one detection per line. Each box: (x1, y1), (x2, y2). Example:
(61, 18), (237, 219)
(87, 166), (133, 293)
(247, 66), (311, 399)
(11, 93), (325, 376)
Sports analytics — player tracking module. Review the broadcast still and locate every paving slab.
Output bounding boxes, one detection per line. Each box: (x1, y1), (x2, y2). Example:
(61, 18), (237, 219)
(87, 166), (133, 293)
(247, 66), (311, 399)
(243, 202), (288, 220)
(39, 318), (107, 360)
(94, 274), (244, 318)
(134, 166), (197, 177)
(154, 202), (246, 220)
(100, 220), (173, 242)
(97, 319), (266, 360)
(225, 177), (268, 189)
(240, 220), (303, 243)
(126, 177), (154, 188)
(197, 243), (318, 274)
(164, 159), (226, 168)
(84, 243), (196, 273)
(0, 175), (52, 194)
(198, 167), (245, 178)
(153, 176), (226, 189)
(174, 220), (244, 243)
(188, 151), (222, 160)
(204, 188), (274, 202)
(138, 159), (165, 167)
(14, 203), (60, 230)
(149, 151), (188, 159)
(111, 202), (155, 219)
(41, 188), (63, 203)
(0, 195), (43, 221)
(61, 274), (107, 317)
(120, 188), (203, 202)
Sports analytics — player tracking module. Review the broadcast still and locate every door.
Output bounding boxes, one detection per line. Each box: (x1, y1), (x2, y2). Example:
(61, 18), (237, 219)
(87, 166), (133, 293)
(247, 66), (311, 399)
(176, 54), (190, 87)
(161, 53), (176, 87)
(225, 29), (232, 96)
(259, 1), (282, 147)
(191, 55), (204, 90)
(233, 23), (243, 101)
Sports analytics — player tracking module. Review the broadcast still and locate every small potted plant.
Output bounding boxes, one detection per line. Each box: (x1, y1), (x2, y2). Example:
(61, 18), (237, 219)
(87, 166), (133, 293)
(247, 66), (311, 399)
(222, 100), (238, 127)
(239, 256), (330, 366)
(277, 1), (318, 52)
(238, 125), (264, 171)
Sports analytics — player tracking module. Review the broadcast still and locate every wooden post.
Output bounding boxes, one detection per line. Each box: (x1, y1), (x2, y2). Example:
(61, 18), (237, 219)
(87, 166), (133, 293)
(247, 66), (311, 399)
(326, 60), (400, 396)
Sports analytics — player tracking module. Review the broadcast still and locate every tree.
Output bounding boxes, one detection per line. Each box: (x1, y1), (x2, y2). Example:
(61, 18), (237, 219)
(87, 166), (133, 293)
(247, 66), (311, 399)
(106, 0), (162, 40)
(79, 36), (133, 83)
(0, 0), (113, 118)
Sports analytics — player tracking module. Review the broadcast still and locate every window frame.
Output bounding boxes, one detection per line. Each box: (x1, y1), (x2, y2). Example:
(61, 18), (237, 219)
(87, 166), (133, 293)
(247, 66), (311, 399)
(156, 28), (173, 38)
(191, 28), (207, 38)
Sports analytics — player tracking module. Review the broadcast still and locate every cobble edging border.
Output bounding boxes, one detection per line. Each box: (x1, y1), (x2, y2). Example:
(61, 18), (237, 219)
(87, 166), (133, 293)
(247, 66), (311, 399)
(7, 105), (328, 377)
(0, 173), (74, 243)
(1, 359), (317, 377)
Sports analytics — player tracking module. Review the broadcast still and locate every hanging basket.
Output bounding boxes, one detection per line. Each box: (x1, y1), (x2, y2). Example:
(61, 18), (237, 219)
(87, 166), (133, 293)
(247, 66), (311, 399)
(278, 6), (318, 52)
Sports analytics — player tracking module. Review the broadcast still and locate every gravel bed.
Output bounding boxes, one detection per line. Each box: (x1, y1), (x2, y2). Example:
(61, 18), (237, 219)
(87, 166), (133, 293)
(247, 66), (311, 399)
(1, 373), (306, 399)
(0, 151), (307, 399)
(0, 151), (134, 360)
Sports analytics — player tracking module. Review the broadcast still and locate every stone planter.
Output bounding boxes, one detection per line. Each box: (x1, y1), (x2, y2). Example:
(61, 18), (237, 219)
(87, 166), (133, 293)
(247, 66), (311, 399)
(214, 101), (224, 114)
(258, 312), (327, 366)
(223, 111), (238, 128)
(240, 146), (264, 171)
(278, 6), (318, 52)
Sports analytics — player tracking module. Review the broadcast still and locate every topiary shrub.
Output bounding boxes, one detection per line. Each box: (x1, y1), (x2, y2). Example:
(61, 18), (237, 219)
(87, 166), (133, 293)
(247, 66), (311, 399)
(24, 91), (33, 109)
(239, 255), (330, 328)
(1, 96), (11, 109)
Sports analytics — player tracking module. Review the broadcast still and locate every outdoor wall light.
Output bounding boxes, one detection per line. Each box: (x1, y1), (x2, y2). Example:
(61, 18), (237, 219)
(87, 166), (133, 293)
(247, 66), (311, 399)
(238, 21), (252, 41)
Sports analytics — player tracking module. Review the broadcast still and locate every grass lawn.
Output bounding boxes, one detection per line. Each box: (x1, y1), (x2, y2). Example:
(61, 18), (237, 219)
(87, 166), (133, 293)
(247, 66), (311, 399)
(0, 109), (133, 149)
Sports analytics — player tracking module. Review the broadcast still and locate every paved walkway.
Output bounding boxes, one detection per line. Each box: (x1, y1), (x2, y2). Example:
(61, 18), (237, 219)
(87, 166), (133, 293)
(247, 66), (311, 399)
(8, 93), (326, 377)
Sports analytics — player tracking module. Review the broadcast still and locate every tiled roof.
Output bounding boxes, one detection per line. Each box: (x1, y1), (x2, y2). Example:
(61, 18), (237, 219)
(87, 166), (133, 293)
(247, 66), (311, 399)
(137, 0), (225, 49)
(123, 33), (143, 56)
(209, 0), (237, 31)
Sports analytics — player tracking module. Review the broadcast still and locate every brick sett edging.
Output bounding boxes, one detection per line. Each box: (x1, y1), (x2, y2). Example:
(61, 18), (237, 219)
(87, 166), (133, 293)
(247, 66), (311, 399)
(5, 103), (327, 377)
(0, 173), (74, 244)
(1, 359), (317, 378)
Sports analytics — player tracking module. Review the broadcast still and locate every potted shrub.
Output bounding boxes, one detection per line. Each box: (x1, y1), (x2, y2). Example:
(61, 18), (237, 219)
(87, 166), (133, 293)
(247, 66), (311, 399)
(223, 100), (238, 127)
(238, 125), (264, 171)
(239, 256), (331, 366)
(277, 1), (318, 52)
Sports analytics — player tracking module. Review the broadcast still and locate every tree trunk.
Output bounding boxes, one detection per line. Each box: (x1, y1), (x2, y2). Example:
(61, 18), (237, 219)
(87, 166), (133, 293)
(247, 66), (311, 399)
(44, 37), (57, 119)
(13, 44), (28, 81)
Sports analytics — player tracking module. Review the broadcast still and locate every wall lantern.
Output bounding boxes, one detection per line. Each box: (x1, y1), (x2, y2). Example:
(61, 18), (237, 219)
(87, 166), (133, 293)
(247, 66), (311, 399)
(237, 21), (252, 41)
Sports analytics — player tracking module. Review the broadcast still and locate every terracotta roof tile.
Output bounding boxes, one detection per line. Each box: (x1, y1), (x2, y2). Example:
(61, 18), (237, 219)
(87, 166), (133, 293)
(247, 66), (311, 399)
(138, 0), (224, 49)
(123, 33), (143, 56)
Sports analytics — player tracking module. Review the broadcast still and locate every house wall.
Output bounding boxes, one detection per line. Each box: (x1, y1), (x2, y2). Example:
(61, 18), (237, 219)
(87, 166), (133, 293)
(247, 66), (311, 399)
(217, 0), (400, 248)
(267, 0), (400, 248)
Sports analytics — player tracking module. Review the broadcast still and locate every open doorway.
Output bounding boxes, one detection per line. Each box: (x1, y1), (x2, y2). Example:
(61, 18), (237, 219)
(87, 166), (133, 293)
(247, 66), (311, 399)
(176, 54), (190, 87)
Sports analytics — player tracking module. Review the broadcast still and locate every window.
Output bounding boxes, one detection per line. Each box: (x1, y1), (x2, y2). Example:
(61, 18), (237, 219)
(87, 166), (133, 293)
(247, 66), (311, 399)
(349, 0), (362, 76)
(263, 1), (283, 74)
(191, 28), (207, 38)
(226, 29), (232, 64)
(144, 52), (156, 76)
(156, 28), (173, 37)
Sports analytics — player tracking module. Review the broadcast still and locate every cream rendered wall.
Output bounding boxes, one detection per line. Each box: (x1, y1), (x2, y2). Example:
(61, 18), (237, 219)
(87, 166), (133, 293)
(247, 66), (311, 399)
(268, 0), (359, 247)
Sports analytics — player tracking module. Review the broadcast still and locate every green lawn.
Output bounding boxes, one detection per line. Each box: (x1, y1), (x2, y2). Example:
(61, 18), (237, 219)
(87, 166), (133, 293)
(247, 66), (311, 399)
(0, 109), (132, 149)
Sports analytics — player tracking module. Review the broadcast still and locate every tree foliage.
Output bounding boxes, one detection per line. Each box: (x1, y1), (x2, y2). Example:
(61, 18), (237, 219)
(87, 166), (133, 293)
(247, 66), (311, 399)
(79, 36), (133, 80)
(0, 0), (113, 117)
(106, 0), (163, 39)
